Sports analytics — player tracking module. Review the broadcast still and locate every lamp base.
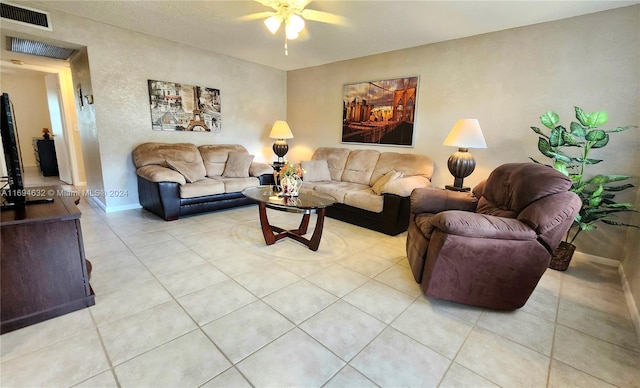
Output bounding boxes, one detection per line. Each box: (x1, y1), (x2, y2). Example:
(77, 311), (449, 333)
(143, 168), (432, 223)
(446, 147), (476, 192)
(273, 140), (288, 163)
(445, 185), (471, 192)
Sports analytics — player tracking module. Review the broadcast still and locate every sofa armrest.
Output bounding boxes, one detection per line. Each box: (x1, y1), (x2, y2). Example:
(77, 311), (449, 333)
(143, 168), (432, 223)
(250, 162), (274, 177)
(137, 165), (186, 185)
(410, 187), (478, 214)
(431, 211), (537, 240)
(382, 175), (431, 197)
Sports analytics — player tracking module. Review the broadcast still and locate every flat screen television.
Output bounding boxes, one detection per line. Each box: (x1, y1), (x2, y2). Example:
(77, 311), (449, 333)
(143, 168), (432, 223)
(1, 92), (26, 211)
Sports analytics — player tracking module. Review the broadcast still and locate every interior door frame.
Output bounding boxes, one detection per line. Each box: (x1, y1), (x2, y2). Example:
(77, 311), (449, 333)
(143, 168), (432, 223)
(1, 60), (84, 186)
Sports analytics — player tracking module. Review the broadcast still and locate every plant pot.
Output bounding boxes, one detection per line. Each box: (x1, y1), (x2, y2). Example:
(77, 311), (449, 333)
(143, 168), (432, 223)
(549, 241), (576, 271)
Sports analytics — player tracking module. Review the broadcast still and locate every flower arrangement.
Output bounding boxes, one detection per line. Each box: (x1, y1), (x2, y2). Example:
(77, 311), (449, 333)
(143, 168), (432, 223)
(279, 163), (304, 179)
(277, 163), (305, 197)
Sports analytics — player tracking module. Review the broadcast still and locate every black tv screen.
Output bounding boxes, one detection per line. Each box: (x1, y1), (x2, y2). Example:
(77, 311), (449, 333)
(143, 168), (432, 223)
(1, 92), (26, 210)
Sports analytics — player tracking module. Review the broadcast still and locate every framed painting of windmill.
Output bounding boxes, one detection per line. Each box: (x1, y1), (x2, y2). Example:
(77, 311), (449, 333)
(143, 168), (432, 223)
(148, 79), (221, 132)
(342, 76), (418, 147)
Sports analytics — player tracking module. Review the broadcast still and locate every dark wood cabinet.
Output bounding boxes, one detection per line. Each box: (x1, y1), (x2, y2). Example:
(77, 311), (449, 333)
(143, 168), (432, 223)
(33, 138), (59, 176)
(1, 188), (94, 334)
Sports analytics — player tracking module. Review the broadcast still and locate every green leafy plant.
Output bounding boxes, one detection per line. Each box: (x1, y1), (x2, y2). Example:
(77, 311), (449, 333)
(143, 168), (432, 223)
(530, 107), (638, 244)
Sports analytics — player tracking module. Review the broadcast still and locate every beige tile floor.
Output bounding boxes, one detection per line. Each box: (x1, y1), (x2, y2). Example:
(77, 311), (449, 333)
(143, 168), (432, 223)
(1, 191), (639, 387)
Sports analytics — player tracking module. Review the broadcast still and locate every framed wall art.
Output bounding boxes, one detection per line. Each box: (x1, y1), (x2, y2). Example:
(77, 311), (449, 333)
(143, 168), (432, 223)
(342, 76), (418, 146)
(148, 79), (221, 132)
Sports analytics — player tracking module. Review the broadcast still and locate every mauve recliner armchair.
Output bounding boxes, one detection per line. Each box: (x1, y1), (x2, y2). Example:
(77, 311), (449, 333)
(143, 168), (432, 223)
(406, 163), (581, 310)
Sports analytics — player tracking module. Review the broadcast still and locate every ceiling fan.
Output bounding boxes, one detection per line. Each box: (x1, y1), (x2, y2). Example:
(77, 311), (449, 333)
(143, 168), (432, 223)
(242, 0), (345, 55)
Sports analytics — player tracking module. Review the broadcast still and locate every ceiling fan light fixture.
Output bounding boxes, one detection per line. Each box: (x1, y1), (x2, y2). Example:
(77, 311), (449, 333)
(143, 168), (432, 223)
(285, 23), (299, 40)
(264, 15), (282, 34)
(288, 14), (305, 33)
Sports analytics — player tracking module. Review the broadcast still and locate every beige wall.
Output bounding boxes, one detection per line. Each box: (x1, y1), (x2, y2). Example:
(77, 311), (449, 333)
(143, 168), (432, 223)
(1, 71), (52, 168)
(287, 6), (640, 262)
(2, 4), (287, 211)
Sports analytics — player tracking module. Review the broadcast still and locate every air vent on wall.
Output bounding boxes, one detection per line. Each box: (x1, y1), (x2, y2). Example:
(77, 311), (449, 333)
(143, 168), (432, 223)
(8, 37), (76, 60)
(1, 1), (52, 31)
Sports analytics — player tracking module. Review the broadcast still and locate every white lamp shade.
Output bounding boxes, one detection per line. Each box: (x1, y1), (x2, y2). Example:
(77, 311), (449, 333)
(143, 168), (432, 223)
(285, 25), (299, 40)
(443, 119), (487, 148)
(264, 15), (282, 34)
(288, 14), (305, 33)
(269, 120), (294, 139)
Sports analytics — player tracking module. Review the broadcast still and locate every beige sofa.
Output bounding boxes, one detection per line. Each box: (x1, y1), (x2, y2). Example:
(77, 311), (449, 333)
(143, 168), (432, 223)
(133, 142), (274, 220)
(299, 147), (433, 235)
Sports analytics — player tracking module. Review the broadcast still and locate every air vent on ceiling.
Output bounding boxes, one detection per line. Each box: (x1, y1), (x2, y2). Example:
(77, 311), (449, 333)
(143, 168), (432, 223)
(1, 1), (52, 31)
(8, 37), (76, 60)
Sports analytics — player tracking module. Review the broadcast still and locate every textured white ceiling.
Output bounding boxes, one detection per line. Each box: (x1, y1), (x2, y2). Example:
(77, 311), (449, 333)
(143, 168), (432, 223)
(9, 0), (640, 71)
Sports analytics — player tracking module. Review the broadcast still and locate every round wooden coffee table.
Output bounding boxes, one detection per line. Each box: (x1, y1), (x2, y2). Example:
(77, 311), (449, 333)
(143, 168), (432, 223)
(242, 186), (335, 251)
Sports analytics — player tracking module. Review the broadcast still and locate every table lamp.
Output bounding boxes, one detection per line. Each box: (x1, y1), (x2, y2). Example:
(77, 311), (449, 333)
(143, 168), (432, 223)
(269, 120), (294, 166)
(443, 119), (487, 192)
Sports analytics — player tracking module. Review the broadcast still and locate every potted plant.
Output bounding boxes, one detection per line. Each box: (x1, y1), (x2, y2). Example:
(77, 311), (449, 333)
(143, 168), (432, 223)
(530, 106), (638, 270)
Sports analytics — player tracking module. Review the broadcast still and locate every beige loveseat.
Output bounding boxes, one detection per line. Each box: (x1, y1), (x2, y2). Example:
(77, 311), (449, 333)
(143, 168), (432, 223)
(299, 147), (433, 235)
(133, 142), (273, 220)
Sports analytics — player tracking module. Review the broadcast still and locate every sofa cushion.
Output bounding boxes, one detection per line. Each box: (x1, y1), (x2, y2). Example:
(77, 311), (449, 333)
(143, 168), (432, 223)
(370, 152), (434, 186)
(314, 181), (369, 203)
(372, 170), (403, 195)
(223, 152), (254, 178)
(211, 176), (260, 193)
(165, 158), (206, 183)
(341, 149), (380, 185)
(198, 144), (249, 177)
(344, 189), (384, 213)
(179, 178), (225, 198)
(311, 147), (351, 181)
(301, 160), (332, 182)
(133, 142), (203, 168)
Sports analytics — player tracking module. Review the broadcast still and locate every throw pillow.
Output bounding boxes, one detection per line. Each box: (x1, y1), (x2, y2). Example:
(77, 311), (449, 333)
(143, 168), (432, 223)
(165, 158), (206, 183)
(372, 170), (403, 195)
(301, 160), (332, 182)
(222, 152), (254, 178)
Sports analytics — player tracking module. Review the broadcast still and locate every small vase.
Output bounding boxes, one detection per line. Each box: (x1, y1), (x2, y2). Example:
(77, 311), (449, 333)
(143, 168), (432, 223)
(279, 175), (301, 197)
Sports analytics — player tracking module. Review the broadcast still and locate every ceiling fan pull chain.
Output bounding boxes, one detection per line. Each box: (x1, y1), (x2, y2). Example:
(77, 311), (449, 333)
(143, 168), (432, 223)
(285, 36), (289, 56)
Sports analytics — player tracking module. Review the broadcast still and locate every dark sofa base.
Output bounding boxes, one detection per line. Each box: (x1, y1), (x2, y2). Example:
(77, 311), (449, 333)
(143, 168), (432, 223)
(137, 174), (273, 221)
(325, 194), (411, 236)
(138, 175), (410, 235)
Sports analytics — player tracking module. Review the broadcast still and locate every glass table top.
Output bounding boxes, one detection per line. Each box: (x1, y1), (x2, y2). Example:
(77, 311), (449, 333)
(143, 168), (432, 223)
(242, 185), (335, 210)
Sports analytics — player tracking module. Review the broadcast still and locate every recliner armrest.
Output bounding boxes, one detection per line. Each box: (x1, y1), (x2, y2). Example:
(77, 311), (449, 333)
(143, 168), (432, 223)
(431, 210), (537, 240)
(410, 187), (477, 214)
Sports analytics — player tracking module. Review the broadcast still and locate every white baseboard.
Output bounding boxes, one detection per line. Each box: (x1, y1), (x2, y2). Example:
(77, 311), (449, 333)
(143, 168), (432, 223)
(619, 266), (640, 345)
(87, 195), (141, 213)
(105, 203), (142, 213)
(89, 195), (106, 211)
(574, 250), (640, 344)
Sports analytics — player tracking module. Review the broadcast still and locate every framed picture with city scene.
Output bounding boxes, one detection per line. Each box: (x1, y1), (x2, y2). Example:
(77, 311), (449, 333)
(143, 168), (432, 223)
(148, 79), (221, 132)
(342, 76), (418, 147)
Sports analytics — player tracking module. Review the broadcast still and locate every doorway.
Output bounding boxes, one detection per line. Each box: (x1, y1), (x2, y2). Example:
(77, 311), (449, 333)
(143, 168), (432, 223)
(0, 61), (85, 188)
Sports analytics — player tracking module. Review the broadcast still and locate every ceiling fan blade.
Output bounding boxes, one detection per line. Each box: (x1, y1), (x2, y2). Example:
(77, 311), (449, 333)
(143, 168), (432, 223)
(238, 11), (276, 21)
(299, 9), (346, 26)
(254, 0), (280, 11)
